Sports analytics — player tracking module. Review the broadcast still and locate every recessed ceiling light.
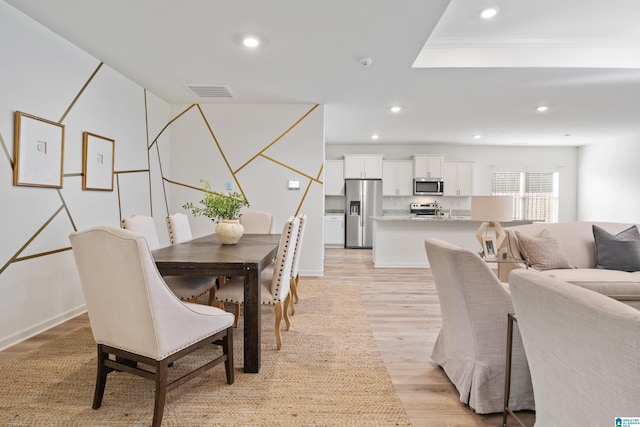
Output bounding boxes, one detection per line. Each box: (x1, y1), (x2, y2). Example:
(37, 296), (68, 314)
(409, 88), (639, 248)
(242, 36), (261, 48)
(371, 134), (379, 140)
(480, 8), (499, 19)
(473, 134), (482, 139)
(536, 105), (549, 112)
(390, 106), (401, 113)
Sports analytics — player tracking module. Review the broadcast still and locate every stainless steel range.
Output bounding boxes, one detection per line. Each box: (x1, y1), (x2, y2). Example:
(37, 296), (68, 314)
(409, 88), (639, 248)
(410, 202), (442, 217)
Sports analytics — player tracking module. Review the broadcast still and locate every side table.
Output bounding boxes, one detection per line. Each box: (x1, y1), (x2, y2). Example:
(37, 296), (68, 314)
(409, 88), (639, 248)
(502, 313), (528, 427)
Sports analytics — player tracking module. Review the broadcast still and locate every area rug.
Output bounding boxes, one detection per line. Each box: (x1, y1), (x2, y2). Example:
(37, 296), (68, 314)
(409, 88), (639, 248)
(0, 281), (411, 426)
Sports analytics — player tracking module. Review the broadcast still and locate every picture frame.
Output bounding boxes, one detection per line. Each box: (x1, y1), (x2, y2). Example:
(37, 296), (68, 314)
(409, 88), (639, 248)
(483, 237), (497, 260)
(13, 111), (65, 188)
(82, 132), (115, 191)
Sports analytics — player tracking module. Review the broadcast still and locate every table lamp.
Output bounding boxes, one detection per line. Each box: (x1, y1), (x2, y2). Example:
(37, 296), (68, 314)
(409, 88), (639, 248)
(471, 196), (514, 257)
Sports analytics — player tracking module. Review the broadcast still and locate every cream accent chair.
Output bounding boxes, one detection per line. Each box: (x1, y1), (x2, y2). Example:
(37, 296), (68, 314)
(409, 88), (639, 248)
(510, 269), (640, 426)
(239, 210), (276, 234)
(122, 214), (217, 303)
(215, 216), (299, 349)
(424, 238), (534, 414)
(69, 226), (234, 427)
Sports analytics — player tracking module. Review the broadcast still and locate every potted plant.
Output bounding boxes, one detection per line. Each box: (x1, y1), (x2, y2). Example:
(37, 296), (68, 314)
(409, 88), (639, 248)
(182, 179), (249, 244)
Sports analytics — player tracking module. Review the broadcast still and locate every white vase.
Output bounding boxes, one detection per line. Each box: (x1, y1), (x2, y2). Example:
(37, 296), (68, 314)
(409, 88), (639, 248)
(215, 219), (244, 244)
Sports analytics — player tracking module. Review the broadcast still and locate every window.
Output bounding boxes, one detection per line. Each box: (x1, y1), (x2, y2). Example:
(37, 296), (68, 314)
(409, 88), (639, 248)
(491, 171), (559, 222)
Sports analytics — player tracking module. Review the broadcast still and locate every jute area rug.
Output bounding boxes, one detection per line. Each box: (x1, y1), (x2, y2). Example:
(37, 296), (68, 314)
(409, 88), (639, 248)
(0, 281), (411, 426)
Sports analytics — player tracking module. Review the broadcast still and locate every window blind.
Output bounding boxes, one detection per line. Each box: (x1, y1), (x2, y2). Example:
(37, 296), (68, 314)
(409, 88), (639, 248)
(491, 171), (558, 222)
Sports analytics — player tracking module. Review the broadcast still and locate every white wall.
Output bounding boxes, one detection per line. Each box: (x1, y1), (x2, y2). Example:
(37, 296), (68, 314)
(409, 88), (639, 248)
(0, 2), (170, 350)
(167, 104), (325, 276)
(327, 143), (579, 221)
(0, 3), (326, 351)
(578, 138), (640, 222)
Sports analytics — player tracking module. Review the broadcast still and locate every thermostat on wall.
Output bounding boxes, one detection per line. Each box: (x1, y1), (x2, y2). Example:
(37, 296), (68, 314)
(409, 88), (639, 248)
(288, 180), (300, 190)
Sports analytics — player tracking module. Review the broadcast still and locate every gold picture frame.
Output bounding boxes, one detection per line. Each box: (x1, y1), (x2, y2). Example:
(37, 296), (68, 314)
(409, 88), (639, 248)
(82, 132), (115, 191)
(13, 111), (65, 188)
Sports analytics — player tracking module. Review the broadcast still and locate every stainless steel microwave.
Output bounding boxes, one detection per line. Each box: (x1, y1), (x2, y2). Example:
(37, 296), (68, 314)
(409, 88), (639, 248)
(413, 178), (444, 196)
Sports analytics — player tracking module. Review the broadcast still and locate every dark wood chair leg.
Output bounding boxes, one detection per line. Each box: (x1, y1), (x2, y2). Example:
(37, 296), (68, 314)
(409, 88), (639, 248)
(223, 327), (234, 384)
(93, 345), (109, 409)
(152, 361), (169, 427)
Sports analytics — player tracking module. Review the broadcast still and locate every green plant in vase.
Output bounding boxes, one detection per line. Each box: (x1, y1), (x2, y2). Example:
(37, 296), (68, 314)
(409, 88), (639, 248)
(183, 179), (249, 244)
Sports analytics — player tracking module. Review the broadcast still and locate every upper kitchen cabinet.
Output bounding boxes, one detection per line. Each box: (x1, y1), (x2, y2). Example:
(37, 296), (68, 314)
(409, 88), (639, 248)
(443, 162), (474, 196)
(382, 160), (413, 196)
(344, 154), (383, 179)
(412, 155), (444, 178)
(324, 160), (345, 195)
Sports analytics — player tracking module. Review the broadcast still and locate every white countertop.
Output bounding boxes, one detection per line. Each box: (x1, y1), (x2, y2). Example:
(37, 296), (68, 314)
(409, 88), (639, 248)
(372, 215), (472, 221)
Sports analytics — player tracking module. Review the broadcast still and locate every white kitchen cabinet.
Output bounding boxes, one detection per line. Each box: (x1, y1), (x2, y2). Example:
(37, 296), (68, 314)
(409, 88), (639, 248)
(324, 214), (345, 247)
(382, 160), (413, 196)
(324, 160), (344, 195)
(412, 155), (444, 178)
(443, 162), (474, 196)
(343, 155), (383, 179)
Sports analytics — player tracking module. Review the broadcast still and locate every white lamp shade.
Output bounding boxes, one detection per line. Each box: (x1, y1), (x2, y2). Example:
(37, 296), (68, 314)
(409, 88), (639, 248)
(471, 196), (514, 222)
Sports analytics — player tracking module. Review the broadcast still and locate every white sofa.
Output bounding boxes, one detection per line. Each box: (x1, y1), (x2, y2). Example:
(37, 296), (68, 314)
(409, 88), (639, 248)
(499, 222), (640, 307)
(510, 269), (640, 425)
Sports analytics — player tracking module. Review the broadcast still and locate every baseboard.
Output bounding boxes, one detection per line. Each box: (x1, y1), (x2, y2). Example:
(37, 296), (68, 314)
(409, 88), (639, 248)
(299, 269), (324, 277)
(0, 304), (87, 352)
(373, 262), (427, 268)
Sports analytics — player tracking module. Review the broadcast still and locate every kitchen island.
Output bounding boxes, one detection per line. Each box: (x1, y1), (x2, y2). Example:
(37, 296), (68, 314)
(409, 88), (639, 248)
(372, 216), (530, 268)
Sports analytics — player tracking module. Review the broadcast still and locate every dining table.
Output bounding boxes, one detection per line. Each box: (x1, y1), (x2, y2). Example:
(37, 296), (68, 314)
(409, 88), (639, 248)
(152, 232), (280, 373)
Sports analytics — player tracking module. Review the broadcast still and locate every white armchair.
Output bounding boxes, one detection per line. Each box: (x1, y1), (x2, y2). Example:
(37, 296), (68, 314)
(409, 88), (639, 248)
(510, 269), (640, 425)
(69, 226), (235, 427)
(424, 238), (534, 414)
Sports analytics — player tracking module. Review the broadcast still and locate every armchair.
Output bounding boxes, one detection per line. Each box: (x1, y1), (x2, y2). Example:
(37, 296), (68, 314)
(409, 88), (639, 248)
(424, 238), (534, 414)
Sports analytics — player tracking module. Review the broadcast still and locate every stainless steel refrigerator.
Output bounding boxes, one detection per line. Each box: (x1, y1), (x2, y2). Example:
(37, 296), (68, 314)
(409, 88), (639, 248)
(345, 179), (383, 248)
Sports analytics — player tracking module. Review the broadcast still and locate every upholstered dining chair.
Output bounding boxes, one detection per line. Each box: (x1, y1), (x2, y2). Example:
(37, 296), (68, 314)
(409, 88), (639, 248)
(510, 269), (640, 426)
(288, 213), (306, 314)
(215, 216), (300, 349)
(122, 214), (217, 303)
(239, 210), (276, 234)
(259, 213), (305, 315)
(166, 212), (193, 244)
(424, 238), (535, 414)
(69, 226), (234, 427)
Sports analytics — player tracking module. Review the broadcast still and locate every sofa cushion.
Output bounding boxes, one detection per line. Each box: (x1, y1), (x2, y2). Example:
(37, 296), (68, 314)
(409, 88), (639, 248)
(515, 229), (573, 271)
(541, 268), (640, 296)
(593, 225), (640, 272)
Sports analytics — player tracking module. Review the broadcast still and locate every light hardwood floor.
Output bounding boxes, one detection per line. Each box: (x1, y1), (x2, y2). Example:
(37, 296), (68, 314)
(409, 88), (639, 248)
(0, 248), (534, 426)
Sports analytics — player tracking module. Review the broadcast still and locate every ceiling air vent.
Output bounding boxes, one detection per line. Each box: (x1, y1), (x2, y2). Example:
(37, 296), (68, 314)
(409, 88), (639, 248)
(185, 84), (234, 98)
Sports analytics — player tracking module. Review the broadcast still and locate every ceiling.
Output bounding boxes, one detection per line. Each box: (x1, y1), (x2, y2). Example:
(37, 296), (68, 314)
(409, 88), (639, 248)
(6, 0), (640, 147)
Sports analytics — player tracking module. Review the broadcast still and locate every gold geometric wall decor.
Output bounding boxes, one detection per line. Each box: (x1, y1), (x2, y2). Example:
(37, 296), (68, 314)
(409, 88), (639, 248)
(156, 103), (323, 221)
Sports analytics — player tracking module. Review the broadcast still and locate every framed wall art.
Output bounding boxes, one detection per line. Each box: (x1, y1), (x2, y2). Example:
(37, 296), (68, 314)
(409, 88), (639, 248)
(82, 132), (115, 191)
(13, 111), (65, 188)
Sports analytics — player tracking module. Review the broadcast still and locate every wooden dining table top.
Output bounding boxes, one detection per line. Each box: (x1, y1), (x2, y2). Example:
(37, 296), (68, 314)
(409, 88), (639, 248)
(152, 232), (280, 373)
(153, 233), (280, 275)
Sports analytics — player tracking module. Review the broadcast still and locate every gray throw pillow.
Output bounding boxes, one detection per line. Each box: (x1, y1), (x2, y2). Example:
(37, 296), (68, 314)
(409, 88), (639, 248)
(515, 229), (573, 271)
(593, 225), (640, 272)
